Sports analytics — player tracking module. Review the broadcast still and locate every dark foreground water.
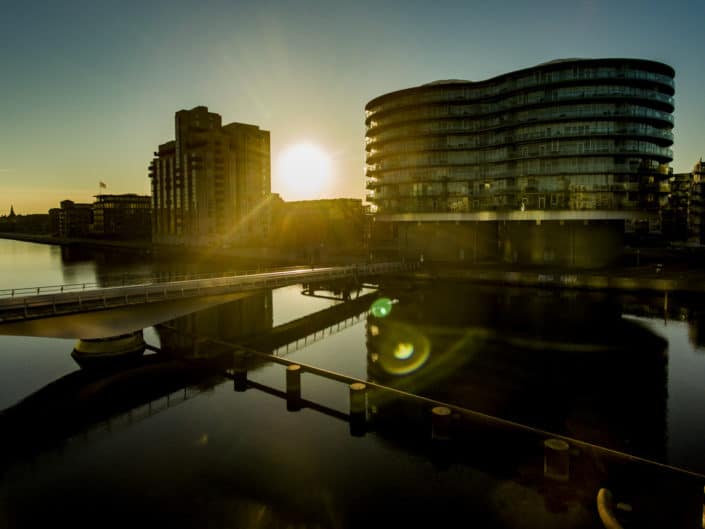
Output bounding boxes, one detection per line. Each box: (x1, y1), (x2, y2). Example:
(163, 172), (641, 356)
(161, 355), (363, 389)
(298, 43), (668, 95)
(1, 239), (705, 528)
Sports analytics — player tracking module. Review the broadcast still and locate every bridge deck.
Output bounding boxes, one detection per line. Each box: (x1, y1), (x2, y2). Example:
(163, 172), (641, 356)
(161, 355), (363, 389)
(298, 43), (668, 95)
(0, 262), (414, 323)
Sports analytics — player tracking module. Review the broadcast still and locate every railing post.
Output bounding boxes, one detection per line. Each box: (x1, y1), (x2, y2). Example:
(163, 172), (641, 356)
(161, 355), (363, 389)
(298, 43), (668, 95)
(349, 382), (367, 437)
(544, 438), (570, 482)
(232, 351), (248, 392)
(431, 406), (452, 441)
(286, 364), (302, 411)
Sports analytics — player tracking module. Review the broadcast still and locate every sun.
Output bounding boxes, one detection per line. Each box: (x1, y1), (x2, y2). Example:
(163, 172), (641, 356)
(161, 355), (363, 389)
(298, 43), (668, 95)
(275, 142), (332, 200)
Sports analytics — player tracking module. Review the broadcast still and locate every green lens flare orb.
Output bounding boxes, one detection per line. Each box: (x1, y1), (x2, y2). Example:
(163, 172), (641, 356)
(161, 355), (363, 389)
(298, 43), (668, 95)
(370, 297), (393, 318)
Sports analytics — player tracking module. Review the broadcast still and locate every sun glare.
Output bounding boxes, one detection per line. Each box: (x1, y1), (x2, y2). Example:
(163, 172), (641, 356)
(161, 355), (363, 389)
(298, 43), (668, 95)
(276, 142), (332, 200)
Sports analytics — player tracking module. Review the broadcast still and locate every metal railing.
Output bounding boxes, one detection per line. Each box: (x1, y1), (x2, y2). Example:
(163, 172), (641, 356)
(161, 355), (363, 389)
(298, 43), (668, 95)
(0, 262), (417, 322)
(0, 265), (312, 299)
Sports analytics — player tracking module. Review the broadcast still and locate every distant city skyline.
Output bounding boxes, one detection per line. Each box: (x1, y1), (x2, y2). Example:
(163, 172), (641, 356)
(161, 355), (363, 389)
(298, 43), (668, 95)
(1, 0), (704, 213)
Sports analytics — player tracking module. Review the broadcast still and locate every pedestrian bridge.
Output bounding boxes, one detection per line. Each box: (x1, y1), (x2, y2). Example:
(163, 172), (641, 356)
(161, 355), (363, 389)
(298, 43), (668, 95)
(0, 262), (415, 325)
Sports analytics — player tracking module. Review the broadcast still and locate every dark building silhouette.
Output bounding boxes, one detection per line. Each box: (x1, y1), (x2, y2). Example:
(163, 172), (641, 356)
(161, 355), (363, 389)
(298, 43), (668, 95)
(662, 170), (692, 241)
(90, 193), (151, 240)
(365, 58), (675, 266)
(660, 158), (705, 244)
(684, 159), (705, 245)
(149, 106), (271, 247)
(0, 211), (49, 234)
(268, 196), (367, 259)
(49, 200), (93, 237)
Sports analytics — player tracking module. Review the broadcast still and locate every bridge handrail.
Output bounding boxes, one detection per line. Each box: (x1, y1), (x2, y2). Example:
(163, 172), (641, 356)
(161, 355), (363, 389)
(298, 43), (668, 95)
(0, 261), (417, 305)
(0, 264), (318, 299)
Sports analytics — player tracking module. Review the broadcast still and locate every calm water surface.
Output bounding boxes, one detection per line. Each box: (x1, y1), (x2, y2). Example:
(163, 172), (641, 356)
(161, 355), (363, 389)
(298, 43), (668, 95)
(1, 239), (705, 528)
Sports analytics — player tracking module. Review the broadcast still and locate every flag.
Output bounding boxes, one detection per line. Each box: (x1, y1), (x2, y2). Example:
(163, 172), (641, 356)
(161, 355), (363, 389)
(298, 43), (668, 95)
(99, 181), (107, 189)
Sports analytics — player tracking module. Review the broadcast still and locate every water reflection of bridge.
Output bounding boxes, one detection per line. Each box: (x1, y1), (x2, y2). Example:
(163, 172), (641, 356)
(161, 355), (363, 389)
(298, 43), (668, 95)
(154, 287), (375, 357)
(0, 286), (377, 458)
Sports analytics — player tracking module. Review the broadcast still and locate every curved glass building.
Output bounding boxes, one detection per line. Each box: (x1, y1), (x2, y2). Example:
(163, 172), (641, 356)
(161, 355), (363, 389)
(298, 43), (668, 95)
(365, 58), (675, 266)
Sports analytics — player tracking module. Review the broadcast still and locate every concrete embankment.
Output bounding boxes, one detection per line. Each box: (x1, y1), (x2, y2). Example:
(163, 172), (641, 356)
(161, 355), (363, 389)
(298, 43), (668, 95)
(412, 265), (705, 294)
(0, 233), (365, 265)
(0, 232), (151, 252)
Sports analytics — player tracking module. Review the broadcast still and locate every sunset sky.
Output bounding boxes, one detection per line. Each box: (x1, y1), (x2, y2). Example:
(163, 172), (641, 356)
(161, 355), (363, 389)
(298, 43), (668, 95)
(1, 0), (704, 213)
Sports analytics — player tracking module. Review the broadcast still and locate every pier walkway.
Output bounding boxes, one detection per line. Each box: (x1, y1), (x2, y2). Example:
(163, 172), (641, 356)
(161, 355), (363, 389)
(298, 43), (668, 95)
(0, 262), (415, 323)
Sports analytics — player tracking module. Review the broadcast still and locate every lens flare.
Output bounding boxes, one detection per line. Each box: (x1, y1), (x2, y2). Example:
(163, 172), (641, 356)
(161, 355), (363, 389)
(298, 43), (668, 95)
(393, 342), (415, 360)
(370, 298), (393, 318)
(369, 321), (431, 376)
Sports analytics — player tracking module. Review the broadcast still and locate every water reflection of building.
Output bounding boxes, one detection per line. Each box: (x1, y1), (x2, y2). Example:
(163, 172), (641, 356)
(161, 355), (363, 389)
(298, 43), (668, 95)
(156, 291), (273, 357)
(366, 282), (668, 461)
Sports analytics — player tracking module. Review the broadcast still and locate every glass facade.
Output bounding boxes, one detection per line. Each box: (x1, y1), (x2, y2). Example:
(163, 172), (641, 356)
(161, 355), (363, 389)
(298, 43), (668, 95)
(365, 59), (675, 217)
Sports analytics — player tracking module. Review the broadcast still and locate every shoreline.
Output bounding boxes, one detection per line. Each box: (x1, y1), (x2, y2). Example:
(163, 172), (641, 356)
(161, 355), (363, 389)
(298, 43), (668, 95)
(412, 263), (705, 294)
(0, 232), (365, 266)
(3, 232), (705, 294)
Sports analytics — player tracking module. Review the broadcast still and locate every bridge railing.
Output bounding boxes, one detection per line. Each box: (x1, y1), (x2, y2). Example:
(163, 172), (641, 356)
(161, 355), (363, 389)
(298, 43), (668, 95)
(0, 264), (317, 299)
(0, 262), (418, 319)
(0, 261), (417, 300)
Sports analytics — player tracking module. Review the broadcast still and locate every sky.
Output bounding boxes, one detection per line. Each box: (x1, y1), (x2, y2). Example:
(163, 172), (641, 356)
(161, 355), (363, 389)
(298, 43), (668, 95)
(1, 0), (704, 214)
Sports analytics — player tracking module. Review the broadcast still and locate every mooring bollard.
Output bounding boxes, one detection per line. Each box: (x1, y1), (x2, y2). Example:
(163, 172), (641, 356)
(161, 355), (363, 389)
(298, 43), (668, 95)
(544, 438), (570, 481)
(286, 364), (302, 411)
(431, 406), (452, 441)
(232, 352), (247, 392)
(349, 382), (367, 437)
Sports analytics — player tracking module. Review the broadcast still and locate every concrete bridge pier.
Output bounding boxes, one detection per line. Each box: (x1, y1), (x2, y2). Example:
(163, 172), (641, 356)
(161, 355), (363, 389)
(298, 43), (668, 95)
(71, 330), (146, 368)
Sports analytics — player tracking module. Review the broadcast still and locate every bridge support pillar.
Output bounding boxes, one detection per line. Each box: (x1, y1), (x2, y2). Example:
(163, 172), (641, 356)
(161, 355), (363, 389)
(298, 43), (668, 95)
(349, 382), (367, 437)
(286, 364), (302, 411)
(232, 352), (248, 392)
(71, 331), (146, 369)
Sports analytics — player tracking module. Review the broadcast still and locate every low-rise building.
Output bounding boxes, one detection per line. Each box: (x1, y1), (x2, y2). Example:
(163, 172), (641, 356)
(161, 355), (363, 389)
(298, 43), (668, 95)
(688, 159), (705, 245)
(662, 170), (692, 241)
(0, 207), (49, 234)
(49, 200), (93, 238)
(269, 196), (366, 259)
(91, 194), (151, 239)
